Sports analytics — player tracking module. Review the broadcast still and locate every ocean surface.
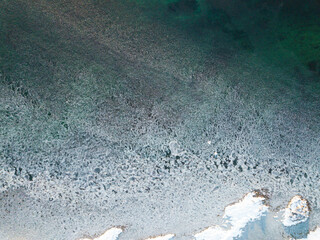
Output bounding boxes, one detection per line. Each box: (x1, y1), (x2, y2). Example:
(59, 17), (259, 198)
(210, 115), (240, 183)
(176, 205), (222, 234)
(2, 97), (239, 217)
(0, 1), (320, 239)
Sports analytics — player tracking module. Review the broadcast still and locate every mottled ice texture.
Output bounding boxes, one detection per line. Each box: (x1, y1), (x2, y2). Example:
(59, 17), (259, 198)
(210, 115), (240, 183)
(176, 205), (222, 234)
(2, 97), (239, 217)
(194, 191), (268, 240)
(282, 196), (310, 227)
(79, 228), (122, 240)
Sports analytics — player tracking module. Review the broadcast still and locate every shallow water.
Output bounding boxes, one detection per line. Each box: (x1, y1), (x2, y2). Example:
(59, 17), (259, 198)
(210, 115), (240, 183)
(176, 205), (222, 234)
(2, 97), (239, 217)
(0, 1), (320, 239)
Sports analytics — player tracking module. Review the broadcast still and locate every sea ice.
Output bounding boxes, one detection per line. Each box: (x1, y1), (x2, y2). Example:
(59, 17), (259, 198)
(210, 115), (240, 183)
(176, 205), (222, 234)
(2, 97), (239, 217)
(194, 191), (268, 240)
(282, 196), (310, 227)
(297, 227), (320, 240)
(78, 227), (122, 240)
(144, 234), (175, 240)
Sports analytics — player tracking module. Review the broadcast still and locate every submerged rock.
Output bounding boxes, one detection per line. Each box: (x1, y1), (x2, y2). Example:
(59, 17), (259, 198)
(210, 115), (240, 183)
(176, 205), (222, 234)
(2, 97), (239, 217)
(168, 0), (198, 14)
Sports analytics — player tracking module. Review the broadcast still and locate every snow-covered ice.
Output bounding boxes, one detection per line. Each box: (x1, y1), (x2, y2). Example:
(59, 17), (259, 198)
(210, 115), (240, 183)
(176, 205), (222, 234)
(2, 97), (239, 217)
(282, 196), (310, 227)
(194, 191), (268, 240)
(144, 234), (175, 240)
(78, 227), (122, 240)
(297, 227), (320, 240)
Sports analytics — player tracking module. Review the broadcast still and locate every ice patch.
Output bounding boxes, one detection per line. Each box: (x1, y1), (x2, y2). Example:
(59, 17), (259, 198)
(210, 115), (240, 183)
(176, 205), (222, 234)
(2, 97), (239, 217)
(194, 191), (268, 240)
(145, 234), (175, 240)
(297, 227), (320, 240)
(168, 141), (185, 156)
(282, 196), (310, 227)
(78, 227), (122, 240)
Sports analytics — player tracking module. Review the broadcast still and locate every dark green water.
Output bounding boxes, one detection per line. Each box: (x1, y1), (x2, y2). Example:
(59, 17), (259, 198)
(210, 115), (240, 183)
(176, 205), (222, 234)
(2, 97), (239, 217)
(0, 1), (320, 239)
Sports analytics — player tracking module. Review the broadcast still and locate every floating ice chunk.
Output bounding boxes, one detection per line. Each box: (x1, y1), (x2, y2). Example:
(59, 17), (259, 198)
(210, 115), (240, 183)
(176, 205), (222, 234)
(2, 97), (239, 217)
(195, 191), (268, 240)
(282, 195), (310, 227)
(168, 141), (185, 156)
(297, 227), (320, 240)
(144, 234), (175, 240)
(79, 227), (123, 240)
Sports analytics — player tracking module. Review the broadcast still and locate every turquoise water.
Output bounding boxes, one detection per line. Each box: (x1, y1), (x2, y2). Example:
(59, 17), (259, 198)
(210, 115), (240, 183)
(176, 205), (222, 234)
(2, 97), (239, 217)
(0, 1), (320, 239)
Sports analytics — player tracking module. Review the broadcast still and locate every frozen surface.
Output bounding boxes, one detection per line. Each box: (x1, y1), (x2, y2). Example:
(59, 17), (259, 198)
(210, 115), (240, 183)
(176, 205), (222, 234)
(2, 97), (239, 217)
(145, 234), (175, 240)
(195, 191), (268, 240)
(298, 227), (320, 240)
(282, 196), (310, 227)
(78, 227), (122, 240)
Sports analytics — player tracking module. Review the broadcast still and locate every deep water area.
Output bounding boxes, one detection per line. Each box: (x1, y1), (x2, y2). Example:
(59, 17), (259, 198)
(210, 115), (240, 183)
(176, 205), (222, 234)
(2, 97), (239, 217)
(0, 1), (320, 239)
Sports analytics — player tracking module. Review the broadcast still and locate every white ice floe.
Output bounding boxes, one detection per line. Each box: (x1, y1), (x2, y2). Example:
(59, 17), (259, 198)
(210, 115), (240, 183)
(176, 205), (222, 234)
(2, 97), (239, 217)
(194, 191), (268, 240)
(144, 234), (175, 240)
(282, 195), (310, 227)
(297, 227), (320, 240)
(79, 227), (123, 240)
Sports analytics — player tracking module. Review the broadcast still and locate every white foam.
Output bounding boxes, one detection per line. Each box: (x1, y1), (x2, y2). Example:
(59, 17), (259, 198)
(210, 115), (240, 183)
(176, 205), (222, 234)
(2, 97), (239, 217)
(282, 195), (309, 227)
(78, 227), (122, 240)
(194, 191), (268, 240)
